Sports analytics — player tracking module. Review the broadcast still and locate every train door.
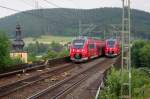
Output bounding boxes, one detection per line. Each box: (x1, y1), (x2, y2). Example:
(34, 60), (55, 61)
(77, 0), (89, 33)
(88, 43), (95, 58)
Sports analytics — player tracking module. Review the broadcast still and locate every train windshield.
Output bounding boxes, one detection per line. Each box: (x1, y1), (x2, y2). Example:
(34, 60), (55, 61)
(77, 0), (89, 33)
(107, 40), (115, 48)
(72, 39), (85, 49)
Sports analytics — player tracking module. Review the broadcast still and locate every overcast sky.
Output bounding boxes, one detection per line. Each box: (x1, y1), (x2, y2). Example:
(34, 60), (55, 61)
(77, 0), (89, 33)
(0, 0), (150, 18)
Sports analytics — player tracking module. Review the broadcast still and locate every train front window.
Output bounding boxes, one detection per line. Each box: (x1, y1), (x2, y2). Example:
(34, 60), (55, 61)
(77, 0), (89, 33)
(73, 39), (85, 49)
(107, 41), (115, 48)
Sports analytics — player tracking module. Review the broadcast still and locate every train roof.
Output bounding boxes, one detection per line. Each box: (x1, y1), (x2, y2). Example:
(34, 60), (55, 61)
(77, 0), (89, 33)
(73, 36), (102, 41)
(106, 38), (117, 42)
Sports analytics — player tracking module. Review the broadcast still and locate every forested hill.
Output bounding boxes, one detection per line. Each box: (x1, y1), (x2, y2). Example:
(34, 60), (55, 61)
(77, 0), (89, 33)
(0, 8), (150, 39)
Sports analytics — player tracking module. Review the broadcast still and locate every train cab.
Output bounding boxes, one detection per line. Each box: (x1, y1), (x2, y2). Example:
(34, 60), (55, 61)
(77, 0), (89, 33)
(70, 37), (88, 62)
(104, 39), (120, 57)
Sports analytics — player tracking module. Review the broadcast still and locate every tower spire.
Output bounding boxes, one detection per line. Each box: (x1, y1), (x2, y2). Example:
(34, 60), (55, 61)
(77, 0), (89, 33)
(12, 24), (25, 51)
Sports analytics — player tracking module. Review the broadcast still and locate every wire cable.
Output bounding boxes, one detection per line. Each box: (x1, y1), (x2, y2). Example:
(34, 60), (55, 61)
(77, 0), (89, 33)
(43, 0), (64, 8)
(0, 5), (49, 20)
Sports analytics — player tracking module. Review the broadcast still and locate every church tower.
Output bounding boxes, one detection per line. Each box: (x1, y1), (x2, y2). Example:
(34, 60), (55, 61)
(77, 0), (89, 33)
(10, 24), (28, 63)
(12, 24), (25, 51)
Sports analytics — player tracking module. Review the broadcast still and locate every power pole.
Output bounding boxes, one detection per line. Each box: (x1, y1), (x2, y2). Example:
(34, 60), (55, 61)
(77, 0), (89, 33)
(104, 30), (106, 39)
(121, 0), (131, 99)
(79, 20), (82, 36)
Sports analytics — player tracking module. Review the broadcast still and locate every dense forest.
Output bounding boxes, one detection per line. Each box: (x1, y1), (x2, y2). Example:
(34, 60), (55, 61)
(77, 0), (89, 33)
(0, 8), (150, 39)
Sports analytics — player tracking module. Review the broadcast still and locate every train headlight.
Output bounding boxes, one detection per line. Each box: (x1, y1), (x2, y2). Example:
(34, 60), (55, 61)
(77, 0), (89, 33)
(105, 48), (109, 51)
(72, 49), (75, 52)
(81, 49), (85, 52)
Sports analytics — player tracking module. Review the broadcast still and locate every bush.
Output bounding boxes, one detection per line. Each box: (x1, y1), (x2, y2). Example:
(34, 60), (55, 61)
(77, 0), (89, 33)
(11, 57), (23, 65)
(131, 40), (150, 68)
(42, 50), (58, 60)
(139, 44), (150, 68)
(0, 32), (12, 71)
(25, 41), (50, 55)
(99, 68), (150, 99)
(58, 49), (69, 58)
(50, 41), (63, 52)
(25, 41), (65, 61)
(99, 68), (121, 99)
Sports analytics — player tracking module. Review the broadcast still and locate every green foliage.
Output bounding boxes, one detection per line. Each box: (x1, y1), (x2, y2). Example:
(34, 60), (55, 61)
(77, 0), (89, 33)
(99, 68), (150, 99)
(11, 57), (23, 65)
(50, 41), (63, 52)
(42, 50), (58, 60)
(25, 41), (67, 61)
(0, 8), (150, 39)
(28, 54), (37, 62)
(131, 69), (150, 98)
(0, 32), (12, 70)
(42, 49), (69, 60)
(25, 41), (50, 55)
(58, 49), (69, 57)
(99, 68), (121, 99)
(139, 44), (150, 68)
(131, 40), (150, 68)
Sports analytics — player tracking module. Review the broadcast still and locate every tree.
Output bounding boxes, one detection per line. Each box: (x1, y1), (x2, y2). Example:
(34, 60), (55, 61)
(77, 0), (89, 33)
(99, 68), (150, 99)
(131, 40), (147, 67)
(25, 41), (50, 56)
(50, 41), (63, 52)
(42, 50), (58, 60)
(58, 49), (69, 57)
(131, 40), (150, 68)
(139, 44), (150, 68)
(0, 32), (11, 70)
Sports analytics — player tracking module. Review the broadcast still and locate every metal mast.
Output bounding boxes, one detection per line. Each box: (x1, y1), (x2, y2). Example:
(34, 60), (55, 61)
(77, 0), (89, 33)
(121, 0), (131, 99)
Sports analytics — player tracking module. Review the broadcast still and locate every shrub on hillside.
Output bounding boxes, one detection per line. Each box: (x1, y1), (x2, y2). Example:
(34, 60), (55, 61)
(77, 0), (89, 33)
(131, 40), (150, 68)
(58, 50), (69, 58)
(139, 44), (150, 68)
(42, 50), (58, 60)
(99, 68), (150, 99)
(50, 41), (63, 52)
(0, 32), (12, 71)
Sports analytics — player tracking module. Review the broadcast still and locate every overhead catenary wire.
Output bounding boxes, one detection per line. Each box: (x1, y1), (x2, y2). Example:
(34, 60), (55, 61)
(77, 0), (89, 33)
(42, 0), (64, 8)
(0, 0), (86, 37)
(0, 5), (50, 20)
(17, 0), (35, 9)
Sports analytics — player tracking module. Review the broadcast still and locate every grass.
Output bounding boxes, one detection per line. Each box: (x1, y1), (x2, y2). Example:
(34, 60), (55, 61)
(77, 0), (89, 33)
(24, 35), (74, 45)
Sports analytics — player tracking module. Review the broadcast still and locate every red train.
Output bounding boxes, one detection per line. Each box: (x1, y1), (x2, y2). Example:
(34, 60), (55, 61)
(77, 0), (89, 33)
(69, 36), (105, 62)
(104, 39), (121, 57)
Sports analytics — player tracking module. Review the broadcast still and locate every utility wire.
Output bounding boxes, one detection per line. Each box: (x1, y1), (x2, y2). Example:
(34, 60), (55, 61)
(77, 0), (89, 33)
(0, 5), (20, 12)
(43, 0), (64, 8)
(19, 0), (45, 9)
(18, 0), (35, 8)
(0, 5), (49, 20)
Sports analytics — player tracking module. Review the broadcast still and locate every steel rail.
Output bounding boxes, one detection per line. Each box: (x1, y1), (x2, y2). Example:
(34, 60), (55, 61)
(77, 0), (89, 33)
(27, 58), (109, 99)
(0, 63), (73, 97)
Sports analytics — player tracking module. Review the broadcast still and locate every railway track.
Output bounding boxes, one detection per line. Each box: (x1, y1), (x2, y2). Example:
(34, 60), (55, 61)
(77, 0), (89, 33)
(0, 57), (70, 87)
(0, 63), (74, 98)
(27, 58), (116, 99)
(0, 57), (69, 78)
(0, 57), (105, 99)
(0, 57), (119, 99)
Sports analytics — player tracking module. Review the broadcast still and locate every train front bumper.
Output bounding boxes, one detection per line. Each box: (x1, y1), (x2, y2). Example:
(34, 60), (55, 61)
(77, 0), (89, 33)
(105, 53), (117, 57)
(71, 57), (88, 62)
